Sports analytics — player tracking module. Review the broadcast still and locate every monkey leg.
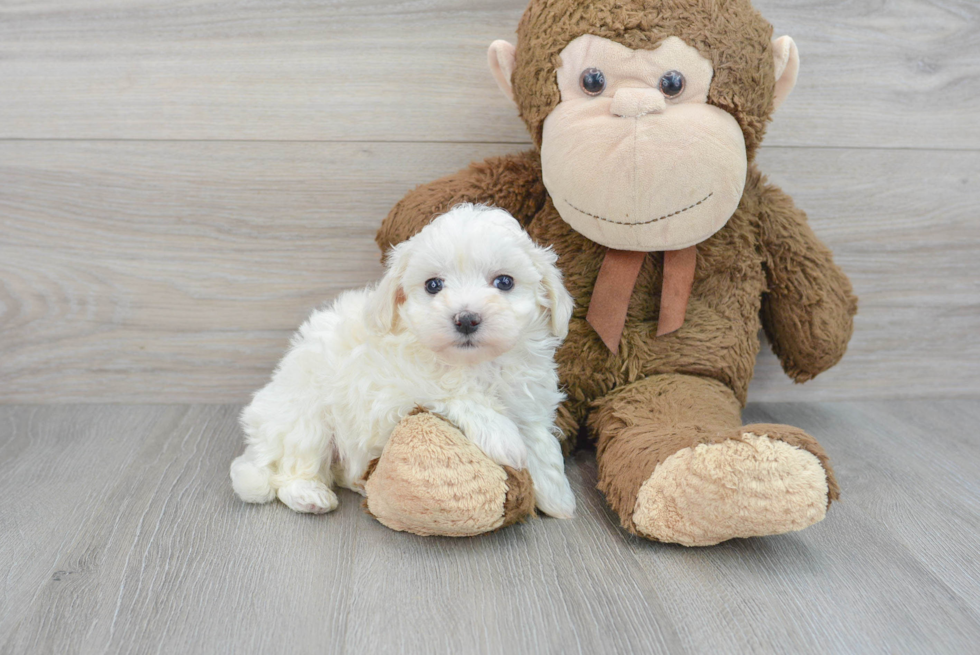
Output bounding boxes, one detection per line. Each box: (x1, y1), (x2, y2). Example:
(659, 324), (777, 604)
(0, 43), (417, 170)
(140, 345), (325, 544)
(589, 374), (839, 546)
(363, 411), (535, 537)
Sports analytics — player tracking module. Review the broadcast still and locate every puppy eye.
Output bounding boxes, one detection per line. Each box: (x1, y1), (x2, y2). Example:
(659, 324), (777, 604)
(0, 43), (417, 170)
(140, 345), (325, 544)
(659, 70), (685, 98)
(424, 278), (444, 295)
(579, 68), (606, 96)
(493, 275), (514, 291)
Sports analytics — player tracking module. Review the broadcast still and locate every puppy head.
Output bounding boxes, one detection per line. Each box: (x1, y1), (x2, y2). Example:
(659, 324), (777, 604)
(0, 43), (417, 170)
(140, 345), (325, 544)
(370, 204), (573, 365)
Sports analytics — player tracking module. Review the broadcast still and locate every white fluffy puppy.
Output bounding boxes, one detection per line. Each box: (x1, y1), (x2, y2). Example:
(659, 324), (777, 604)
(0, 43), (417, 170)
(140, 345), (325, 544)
(230, 204), (577, 519)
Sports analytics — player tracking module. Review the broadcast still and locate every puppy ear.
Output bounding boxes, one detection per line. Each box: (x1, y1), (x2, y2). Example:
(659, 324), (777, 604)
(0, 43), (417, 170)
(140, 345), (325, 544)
(530, 244), (574, 339)
(368, 243), (409, 334)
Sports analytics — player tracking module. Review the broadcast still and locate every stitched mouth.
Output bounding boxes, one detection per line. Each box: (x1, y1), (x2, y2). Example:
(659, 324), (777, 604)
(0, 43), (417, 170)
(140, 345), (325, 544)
(564, 192), (713, 227)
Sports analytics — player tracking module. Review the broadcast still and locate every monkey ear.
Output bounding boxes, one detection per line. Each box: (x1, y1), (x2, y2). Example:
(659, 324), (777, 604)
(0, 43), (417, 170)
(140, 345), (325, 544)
(772, 36), (800, 112)
(488, 40), (517, 103)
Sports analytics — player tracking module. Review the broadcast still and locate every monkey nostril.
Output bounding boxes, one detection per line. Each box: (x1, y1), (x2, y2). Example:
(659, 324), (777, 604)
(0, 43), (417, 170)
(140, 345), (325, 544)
(453, 311), (481, 335)
(611, 88), (665, 118)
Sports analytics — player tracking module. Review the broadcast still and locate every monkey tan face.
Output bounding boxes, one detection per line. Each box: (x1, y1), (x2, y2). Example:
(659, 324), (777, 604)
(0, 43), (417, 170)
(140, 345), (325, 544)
(489, 30), (799, 252)
(536, 35), (746, 251)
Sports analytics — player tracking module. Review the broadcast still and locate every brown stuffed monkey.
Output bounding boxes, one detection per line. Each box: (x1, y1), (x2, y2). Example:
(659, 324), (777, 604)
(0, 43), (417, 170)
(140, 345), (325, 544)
(364, 0), (857, 545)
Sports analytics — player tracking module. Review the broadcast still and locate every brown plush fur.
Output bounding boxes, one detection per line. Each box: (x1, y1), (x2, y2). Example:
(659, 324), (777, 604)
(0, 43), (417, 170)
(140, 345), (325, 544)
(362, 411), (537, 536)
(588, 373), (838, 535)
(588, 373), (743, 533)
(501, 467), (537, 527)
(374, 0), (857, 541)
(364, 412), (514, 537)
(513, 0), (777, 154)
(380, 162), (856, 437)
(376, 151), (547, 252)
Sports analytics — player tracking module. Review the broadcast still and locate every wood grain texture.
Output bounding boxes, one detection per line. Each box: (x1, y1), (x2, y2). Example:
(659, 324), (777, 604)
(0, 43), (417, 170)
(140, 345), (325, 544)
(0, 405), (362, 655)
(748, 145), (980, 401)
(2, 141), (977, 403)
(1, 401), (979, 654)
(0, 0), (977, 148)
(628, 401), (980, 654)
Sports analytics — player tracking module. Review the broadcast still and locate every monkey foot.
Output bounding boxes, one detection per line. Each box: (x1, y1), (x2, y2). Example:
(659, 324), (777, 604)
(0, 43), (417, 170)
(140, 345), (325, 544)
(364, 411), (535, 537)
(632, 426), (833, 546)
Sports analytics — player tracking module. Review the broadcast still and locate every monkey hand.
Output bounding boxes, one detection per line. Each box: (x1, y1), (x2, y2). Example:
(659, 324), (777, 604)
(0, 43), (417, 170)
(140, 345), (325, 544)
(759, 184), (858, 383)
(762, 283), (858, 383)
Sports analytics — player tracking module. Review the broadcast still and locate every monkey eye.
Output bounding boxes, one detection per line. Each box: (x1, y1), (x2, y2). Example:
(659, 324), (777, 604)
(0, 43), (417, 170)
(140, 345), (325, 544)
(424, 278), (444, 295)
(659, 70), (685, 97)
(579, 68), (606, 96)
(493, 275), (514, 291)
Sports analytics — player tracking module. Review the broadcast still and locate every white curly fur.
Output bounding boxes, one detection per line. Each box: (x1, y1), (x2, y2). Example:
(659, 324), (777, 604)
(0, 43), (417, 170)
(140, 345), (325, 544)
(230, 205), (577, 519)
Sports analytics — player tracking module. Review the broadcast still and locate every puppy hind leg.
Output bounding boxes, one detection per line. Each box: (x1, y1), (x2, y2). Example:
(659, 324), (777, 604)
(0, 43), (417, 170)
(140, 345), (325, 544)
(277, 479), (338, 515)
(272, 417), (339, 514)
(275, 454), (339, 515)
(237, 344), (340, 514)
(230, 449), (276, 504)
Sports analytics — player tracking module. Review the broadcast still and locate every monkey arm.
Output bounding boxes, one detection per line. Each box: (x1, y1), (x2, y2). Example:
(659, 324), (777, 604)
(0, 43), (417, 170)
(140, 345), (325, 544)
(757, 180), (858, 383)
(376, 150), (546, 252)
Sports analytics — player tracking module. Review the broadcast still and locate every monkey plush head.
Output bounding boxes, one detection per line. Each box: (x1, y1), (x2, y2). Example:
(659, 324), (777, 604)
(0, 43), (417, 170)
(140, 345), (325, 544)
(487, 0), (800, 252)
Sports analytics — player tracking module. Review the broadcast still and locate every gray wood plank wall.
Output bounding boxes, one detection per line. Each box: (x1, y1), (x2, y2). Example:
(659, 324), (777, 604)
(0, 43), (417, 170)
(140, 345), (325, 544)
(2, 0), (978, 403)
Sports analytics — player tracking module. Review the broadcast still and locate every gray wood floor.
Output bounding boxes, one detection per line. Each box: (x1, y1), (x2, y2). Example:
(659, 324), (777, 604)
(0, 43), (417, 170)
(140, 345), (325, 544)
(1, 401), (978, 654)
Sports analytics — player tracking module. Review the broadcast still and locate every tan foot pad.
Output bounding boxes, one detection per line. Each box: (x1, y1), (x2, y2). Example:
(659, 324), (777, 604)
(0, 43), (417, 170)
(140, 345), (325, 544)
(633, 433), (829, 546)
(365, 412), (532, 537)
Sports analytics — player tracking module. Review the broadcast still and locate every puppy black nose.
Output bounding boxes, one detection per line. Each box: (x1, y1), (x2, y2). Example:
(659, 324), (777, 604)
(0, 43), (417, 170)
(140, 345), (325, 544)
(454, 311), (481, 335)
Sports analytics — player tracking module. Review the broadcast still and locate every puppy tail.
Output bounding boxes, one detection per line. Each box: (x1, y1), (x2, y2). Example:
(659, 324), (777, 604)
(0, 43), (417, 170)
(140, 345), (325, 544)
(230, 455), (276, 504)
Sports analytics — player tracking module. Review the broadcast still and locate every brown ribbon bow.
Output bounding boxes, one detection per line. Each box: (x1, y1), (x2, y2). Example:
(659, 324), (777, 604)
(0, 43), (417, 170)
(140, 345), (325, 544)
(585, 245), (697, 353)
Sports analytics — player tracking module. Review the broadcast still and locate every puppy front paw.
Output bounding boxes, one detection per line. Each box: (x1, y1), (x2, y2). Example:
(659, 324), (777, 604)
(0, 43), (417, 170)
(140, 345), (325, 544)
(470, 415), (528, 470)
(481, 440), (528, 470)
(277, 479), (338, 514)
(534, 476), (576, 520)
